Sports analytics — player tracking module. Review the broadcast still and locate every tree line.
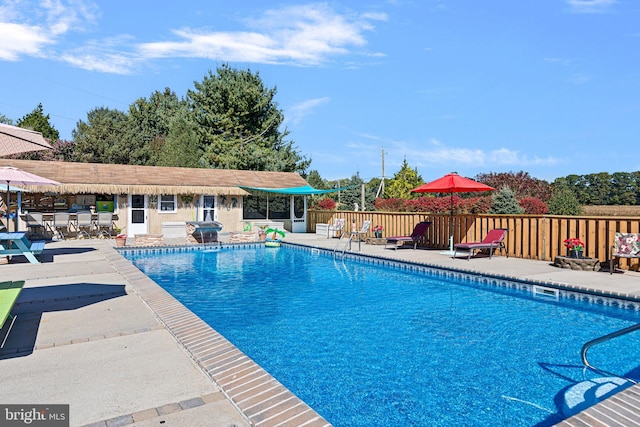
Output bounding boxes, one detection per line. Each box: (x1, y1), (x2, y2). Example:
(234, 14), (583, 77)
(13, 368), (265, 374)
(2, 65), (636, 213)
(1, 64), (309, 174)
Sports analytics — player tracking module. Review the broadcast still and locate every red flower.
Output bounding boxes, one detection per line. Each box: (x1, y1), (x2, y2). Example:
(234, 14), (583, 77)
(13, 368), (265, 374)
(563, 238), (584, 251)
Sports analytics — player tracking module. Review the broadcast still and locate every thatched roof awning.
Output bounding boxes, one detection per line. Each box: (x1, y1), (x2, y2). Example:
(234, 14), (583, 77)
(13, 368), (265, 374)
(0, 159), (308, 195)
(24, 184), (249, 196)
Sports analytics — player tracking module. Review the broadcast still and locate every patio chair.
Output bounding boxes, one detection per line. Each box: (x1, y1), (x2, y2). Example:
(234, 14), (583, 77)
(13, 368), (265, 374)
(52, 212), (71, 240)
(96, 212), (114, 238)
(75, 211), (93, 239)
(327, 218), (345, 238)
(385, 221), (431, 250)
(347, 220), (371, 251)
(453, 228), (508, 260)
(24, 212), (45, 239)
(609, 232), (640, 274)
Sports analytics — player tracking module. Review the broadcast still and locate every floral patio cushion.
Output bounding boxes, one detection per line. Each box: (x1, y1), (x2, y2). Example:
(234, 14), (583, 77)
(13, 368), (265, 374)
(613, 233), (640, 256)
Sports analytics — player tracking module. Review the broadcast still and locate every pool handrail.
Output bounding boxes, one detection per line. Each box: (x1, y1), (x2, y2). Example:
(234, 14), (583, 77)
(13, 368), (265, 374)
(581, 323), (640, 384)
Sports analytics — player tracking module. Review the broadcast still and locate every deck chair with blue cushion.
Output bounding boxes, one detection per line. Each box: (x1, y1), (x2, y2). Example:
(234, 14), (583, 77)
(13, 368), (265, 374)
(453, 228), (508, 260)
(0, 280), (25, 347)
(385, 221), (432, 250)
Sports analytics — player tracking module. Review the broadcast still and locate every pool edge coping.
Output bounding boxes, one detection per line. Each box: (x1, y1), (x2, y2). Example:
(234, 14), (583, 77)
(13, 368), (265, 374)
(105, 243), (333, 427)
(114, 241), (640, 427)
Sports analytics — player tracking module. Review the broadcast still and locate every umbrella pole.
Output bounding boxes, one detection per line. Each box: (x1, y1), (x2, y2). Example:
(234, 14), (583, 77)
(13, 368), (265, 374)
(449, 193), (454, 252)
(440, 193), (456, 256)
(4, 182), (9, 232)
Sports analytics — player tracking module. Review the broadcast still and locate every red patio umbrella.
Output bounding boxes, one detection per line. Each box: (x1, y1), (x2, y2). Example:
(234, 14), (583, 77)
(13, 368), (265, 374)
(411, 172), (495, 253)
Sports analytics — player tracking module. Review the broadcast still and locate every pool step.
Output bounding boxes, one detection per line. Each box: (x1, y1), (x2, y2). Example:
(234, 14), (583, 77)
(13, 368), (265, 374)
(562, 376), (634, 417)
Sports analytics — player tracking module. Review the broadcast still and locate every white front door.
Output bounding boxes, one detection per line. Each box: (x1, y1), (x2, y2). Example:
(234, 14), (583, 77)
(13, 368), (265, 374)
(291, 195), (307, 233)
(128, 194), (148, 236)
(201, 195), (217, 222)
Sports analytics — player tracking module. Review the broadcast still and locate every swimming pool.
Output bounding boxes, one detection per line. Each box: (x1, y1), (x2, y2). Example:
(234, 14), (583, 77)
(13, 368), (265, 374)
(124, 245), (640, 426)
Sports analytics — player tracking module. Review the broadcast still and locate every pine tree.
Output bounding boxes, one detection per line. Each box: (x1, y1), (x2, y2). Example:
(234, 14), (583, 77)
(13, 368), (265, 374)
(548, 185), (583, 215)
(489, 186), (524, 214)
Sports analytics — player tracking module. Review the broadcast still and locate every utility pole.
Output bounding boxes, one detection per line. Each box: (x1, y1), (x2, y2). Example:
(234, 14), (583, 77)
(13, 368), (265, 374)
(376, 147), (386, 198)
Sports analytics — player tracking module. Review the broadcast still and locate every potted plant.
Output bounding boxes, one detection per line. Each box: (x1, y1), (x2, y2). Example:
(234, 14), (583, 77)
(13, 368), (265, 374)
(563, 237), (584, 258)
(257, 225), (268, 241)
(372, 225), (384, 238)
(114, 226), (127, 247)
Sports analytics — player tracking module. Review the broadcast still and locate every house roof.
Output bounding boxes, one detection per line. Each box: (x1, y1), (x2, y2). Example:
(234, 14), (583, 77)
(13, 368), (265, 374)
(0, 159), (309, 196)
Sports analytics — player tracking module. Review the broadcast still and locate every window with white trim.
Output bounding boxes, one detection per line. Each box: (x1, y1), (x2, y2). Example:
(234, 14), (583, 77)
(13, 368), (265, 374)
(159, 194), (177, 212)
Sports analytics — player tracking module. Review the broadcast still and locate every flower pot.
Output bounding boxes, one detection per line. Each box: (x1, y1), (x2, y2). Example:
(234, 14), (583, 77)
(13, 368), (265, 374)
(374, 231), (382, 238)
(568, 249), (583, 258)
(115, 237), (127, 247)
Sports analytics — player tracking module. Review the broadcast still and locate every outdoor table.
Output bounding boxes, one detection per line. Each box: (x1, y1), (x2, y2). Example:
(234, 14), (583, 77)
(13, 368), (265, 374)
(0, 231), (44, 263)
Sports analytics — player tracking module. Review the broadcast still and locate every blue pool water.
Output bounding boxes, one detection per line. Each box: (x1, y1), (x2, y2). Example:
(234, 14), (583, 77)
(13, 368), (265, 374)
(124, 245), (640, 426)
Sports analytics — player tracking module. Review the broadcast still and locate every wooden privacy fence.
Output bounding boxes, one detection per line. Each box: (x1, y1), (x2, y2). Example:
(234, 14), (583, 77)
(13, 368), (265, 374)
(308, 210), (640, 270)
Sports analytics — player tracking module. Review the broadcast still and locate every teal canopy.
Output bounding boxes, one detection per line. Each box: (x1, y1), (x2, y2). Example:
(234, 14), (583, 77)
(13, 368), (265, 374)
(240, 185), (354, 195)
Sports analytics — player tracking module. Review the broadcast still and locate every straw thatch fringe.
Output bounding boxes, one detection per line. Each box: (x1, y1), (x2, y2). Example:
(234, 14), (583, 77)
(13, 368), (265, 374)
(24, 184), (249, 196)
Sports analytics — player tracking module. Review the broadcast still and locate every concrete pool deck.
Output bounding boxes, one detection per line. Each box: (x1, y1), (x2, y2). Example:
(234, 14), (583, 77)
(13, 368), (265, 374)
(0, 233), (639, 426)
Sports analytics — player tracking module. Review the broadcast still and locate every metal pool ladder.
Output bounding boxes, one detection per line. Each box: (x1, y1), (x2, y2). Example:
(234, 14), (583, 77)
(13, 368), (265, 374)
(333, 233), (355, 256)
(581, 323), (640, 383)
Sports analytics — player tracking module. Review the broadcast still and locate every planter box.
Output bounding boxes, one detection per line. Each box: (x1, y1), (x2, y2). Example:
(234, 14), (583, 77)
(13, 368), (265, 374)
(134, 234), (164, 247)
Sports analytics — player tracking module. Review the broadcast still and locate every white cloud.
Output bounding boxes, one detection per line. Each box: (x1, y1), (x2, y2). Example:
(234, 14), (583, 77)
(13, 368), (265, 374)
(287, 97), (330, 125)
(138, 4), (383, 66)
(569, 73), (592, 84)
(0, 22), (51, 60)
(0, 2), (384, 72)
(566, 0), (616, 14)
(373, 138), (560, 169)
(0, 0), (99, 60)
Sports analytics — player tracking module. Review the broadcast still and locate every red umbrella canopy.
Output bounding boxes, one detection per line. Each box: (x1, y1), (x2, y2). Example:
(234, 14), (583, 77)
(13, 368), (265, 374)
(411, 172), (495, 194)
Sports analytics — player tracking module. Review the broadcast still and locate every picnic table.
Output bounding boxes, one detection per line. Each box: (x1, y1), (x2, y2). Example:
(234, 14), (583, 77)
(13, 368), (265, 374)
(0, 231), (45, 264)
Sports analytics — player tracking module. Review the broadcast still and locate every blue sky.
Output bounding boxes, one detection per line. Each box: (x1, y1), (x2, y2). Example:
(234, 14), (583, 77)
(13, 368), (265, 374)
(1, 0), (639, 183)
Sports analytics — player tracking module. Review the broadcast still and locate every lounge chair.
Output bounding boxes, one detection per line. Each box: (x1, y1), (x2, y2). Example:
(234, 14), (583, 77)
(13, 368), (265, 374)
(385, 221), (431, 250)
(0, 280), (25, 347)
(453, 228), (508, 260)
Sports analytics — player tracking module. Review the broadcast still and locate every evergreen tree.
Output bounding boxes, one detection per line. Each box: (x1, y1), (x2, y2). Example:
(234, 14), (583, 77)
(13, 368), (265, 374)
(17, 103), (60, 142)
(188, 64), (310, 173)
(548, 185), (583, 215)
(489, 186), (524, 214)
(156, 111), (203, 168)
(336, 173), (371, 210)
(72, 107), (129, 164)
(384, 159), (423, 199)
